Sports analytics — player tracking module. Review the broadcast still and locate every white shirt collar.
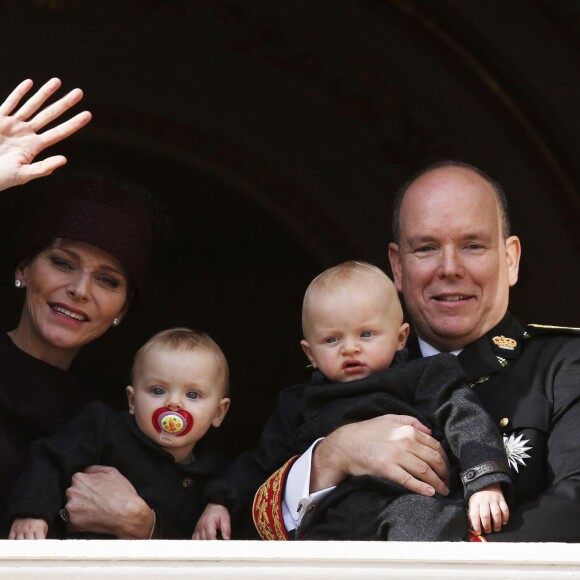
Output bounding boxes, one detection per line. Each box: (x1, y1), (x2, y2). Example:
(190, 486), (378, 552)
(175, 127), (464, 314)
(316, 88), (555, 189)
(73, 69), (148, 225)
(418, 337), (463, 358)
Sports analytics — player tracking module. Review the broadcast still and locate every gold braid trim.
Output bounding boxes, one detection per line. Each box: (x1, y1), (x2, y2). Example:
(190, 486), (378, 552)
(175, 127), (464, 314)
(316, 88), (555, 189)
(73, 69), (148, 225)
(252, 455), (299, 540)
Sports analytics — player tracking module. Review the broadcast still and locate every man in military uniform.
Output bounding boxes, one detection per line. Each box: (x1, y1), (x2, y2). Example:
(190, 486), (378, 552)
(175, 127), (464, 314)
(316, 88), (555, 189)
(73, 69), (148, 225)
(254, 160), (580, 542)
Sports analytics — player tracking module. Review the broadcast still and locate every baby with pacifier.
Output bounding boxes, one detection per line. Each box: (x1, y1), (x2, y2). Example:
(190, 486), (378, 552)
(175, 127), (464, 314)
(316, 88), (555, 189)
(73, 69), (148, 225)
(8, 328), (230, 539)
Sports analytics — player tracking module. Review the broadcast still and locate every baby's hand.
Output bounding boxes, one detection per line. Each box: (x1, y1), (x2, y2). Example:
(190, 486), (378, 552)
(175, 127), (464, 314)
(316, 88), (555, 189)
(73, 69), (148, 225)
(9, 517), (48, 540)
(192, 503), (231, 540)
(468, 483), (509, 535)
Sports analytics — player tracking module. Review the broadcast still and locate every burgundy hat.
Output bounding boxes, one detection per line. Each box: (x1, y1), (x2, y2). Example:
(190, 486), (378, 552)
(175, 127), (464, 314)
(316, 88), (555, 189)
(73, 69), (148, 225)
(14, 166), (153, 296)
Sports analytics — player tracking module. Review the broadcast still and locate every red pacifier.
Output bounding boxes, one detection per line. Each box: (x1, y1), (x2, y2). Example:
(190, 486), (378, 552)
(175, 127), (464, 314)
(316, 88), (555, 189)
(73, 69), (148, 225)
(152, 408), (193, 444)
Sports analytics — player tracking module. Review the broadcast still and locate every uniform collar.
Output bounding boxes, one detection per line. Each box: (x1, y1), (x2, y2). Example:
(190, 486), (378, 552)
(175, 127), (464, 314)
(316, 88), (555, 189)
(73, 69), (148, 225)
(457, 311), (524, 382)
(409, 312), (524, 383)
(417, 338), (462, 358)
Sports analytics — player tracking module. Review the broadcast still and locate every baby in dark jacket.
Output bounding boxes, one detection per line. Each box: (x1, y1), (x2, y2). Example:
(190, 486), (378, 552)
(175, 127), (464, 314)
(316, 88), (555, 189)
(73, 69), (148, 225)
(196, 261), (512, 541)
(8, 327), (230, 539)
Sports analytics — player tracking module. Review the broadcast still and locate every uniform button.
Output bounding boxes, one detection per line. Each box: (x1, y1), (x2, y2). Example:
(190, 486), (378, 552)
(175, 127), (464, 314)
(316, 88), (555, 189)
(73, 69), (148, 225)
(182, 477), (194, 488)
(499, 417), (509, 428)
(465, 471), (475, 480)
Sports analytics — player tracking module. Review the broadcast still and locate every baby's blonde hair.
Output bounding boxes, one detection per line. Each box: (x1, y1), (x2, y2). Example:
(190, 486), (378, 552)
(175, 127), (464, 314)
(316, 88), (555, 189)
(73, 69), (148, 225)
(302, 261), (403, 337)
(132, 327), (230, 395)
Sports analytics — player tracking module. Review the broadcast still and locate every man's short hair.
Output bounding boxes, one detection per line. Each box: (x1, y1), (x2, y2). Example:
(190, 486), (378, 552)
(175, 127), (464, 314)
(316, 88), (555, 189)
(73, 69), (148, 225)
(391, 160), (511, 244)
(132, 327), (230, 394)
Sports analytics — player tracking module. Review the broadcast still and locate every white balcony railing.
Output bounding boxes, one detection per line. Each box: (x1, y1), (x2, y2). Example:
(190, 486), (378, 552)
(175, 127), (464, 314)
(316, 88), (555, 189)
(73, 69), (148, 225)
(1, 540), (579, 578)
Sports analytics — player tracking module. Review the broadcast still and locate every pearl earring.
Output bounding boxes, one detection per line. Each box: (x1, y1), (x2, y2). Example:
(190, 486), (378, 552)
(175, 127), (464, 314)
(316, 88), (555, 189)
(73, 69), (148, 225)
(112, 317), (121, 327)
(15, 279), (22, 288)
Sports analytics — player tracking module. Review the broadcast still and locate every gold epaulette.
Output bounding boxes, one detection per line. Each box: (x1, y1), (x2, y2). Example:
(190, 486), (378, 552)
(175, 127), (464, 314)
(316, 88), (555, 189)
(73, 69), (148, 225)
(525, 323), (580, 337)
(252, 455), (299, 540)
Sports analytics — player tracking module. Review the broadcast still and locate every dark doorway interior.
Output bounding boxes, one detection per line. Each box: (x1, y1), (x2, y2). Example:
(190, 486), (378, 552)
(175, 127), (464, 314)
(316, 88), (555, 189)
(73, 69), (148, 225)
(2, 0), (580, 457)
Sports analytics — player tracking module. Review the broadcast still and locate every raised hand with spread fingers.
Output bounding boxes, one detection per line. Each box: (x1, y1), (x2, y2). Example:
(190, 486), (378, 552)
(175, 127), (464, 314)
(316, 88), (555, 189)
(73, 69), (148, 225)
(0, 78), (92, 191)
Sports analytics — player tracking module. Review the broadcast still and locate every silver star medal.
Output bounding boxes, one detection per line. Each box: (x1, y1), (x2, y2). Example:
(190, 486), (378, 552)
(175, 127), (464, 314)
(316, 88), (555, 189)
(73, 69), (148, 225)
(503, 432), (532, 472)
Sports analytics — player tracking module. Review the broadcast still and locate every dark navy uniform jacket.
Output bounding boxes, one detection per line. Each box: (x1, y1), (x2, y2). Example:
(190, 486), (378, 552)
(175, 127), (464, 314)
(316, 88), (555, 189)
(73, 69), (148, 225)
(409, 311), (580, 542)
